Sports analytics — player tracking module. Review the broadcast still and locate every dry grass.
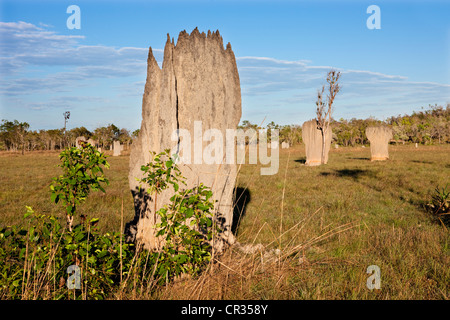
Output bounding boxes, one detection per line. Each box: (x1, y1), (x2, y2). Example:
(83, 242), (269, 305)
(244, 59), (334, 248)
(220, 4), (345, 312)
(0, 144), (449, 299)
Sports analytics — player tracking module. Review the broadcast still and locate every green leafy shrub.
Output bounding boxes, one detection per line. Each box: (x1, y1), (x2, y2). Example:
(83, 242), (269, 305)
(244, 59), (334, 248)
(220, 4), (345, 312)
(138, 150), (220, 282)
(156, 184), (217, 279)
(0, 206), (136, 300)
(0, 147), (219, 299)
(0, 144), (135, 300)
(50, 142), (109, 231)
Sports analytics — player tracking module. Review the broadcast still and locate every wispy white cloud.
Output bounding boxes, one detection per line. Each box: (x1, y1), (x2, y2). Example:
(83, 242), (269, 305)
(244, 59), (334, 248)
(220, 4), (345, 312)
(235, 55), (449, 122)
(0, 21), (151, 94)
(0, 21), (84, 72)
(237, 56), (311, 66)
(341, 69), (408, 80)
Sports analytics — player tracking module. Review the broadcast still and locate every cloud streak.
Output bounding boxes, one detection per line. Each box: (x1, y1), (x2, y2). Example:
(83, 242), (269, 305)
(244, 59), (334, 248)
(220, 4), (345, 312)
(235, 55), (449, 122)
(0, 21), (155, 96)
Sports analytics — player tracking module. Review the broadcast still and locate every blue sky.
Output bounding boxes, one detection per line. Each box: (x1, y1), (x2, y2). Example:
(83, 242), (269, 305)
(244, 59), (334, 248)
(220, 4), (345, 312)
(0, 0), (449, 131)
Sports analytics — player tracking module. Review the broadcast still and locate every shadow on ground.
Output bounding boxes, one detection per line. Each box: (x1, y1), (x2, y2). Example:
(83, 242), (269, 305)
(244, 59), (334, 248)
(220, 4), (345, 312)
(320, 168), (376, 180)
(294, 157), (306, 164)
(348, 157), (370, 161)
(410, 160), (434, 164)
(232, 187), (251, 236)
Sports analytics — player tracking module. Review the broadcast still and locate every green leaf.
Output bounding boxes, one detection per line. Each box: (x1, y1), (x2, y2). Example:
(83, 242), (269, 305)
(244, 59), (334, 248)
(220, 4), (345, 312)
(185, 208), (194, 218)
(24, 206), (34, 218)
(178, 254), (187, 263)
(42, 225), (50, 237)
(19, 247), (26, 259)
(75, 232), (85, 242)
(50, 192), (59, 204)
(102, 237), (112, 247)
(97, 250), (108, 258)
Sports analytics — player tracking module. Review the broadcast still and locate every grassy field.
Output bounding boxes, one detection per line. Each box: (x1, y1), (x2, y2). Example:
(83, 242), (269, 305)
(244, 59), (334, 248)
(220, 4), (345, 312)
(0, 145), (449, 299)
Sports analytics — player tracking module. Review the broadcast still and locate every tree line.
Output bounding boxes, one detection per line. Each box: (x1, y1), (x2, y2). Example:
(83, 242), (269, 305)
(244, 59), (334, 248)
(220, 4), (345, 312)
(1, 104), (448, 152)
(238, 103), (450, 147)
(0, 121), (140, 152)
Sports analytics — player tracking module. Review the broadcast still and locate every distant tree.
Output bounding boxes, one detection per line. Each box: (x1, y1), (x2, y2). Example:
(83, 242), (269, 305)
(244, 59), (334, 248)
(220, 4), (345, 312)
(132, 129), (140, 139)
(0, 119), (29, 154)
(429, 108), (447, 144)
(279, 124), (302, 145)
(25, 130), (40, 151)
(46, 129), (64, 150)
(16, 122), (30, 155)
(70, 126), (92, 139)
(118, 128), (130, 141)
(266, 121), (278, 130)
(0, 119), (16, 150)
(265, 121), (279, 143)
(108, 124), (121, 140)
(92, 123), (121, 149)
(118, 128), (132, 150)
(238, 120), (258, 130)
(93, 126), (108, 148)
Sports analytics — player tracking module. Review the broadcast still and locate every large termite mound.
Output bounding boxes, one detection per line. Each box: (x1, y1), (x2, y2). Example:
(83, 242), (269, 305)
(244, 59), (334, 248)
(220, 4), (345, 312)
(126, 28), (242, 252)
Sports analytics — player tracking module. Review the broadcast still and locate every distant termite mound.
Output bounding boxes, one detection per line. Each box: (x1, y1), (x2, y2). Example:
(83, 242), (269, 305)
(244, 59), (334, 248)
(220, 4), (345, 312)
(365, 126), (393, 161)
(302, 120), (332, 166)
(75, 136), (86, 148)
(126, 28), (242, 252)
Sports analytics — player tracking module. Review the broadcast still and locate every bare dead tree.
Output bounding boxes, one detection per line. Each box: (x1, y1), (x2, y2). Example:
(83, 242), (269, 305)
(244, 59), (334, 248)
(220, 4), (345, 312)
(316, 70), (341, 164)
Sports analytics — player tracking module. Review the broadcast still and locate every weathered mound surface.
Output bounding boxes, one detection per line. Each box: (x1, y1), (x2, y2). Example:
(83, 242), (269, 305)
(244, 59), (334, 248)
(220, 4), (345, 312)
(366, 126), (393, 161)
(302, 120), (332, 166)
(126, 28), (242, 252)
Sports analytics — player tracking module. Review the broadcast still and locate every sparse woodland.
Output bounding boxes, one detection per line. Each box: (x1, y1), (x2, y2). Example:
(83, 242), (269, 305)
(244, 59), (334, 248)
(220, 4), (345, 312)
(0, 122), (137, 152)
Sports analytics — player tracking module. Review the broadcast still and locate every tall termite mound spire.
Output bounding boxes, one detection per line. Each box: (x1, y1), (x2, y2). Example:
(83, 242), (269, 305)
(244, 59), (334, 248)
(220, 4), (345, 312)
(365, 126), (393, 161)
(126, 28), (242, 252)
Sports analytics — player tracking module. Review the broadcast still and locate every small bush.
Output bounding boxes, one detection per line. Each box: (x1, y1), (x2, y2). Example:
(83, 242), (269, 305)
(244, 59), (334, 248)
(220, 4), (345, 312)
(0, 207), (135, 299)
(427, 184), (450, 227)
(138, 150), (220, 282)
(50, 142), (109, 231)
